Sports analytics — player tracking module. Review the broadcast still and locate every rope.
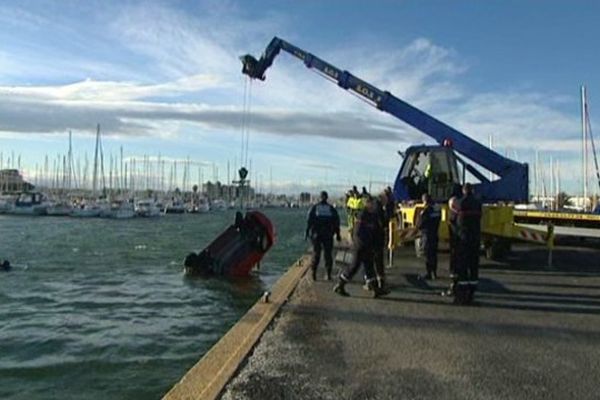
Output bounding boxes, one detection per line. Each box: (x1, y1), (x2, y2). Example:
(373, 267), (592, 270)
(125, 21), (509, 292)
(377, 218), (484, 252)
(240, 77), (248, 169)
(245, 79), (253, 168)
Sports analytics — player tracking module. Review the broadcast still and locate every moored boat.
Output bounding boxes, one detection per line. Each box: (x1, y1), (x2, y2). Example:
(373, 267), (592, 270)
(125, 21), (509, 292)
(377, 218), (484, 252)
(46, 200), (73, 216)
(187, 197), (210, 213)
(8, 192), (48, 216)
(70, 201), (102, 218)
(110, 200), (136, 219)
(135, 199), (161, 217)
(165, 198), (186, 214)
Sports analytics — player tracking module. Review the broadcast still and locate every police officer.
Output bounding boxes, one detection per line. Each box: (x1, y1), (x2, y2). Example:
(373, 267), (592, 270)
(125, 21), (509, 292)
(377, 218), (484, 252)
(417, 193), (440, 280)
(306, 191), (341, 281)
(333, 197), (389, 298)
(454, 183), (482, 304)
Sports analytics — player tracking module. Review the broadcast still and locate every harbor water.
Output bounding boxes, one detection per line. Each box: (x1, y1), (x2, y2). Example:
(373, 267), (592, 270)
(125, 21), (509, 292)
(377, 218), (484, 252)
(0, 208), (307, 399)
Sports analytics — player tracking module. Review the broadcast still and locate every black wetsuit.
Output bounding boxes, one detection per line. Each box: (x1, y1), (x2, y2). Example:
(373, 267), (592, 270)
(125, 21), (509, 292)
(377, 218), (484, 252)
(418, 203), (441, 276)
(306, 200), (340, 279)
(448, 206), (459, 280)
(455, 193), (482, 303)
(373, 199), (388, 287)
(340, 208), (378, 287)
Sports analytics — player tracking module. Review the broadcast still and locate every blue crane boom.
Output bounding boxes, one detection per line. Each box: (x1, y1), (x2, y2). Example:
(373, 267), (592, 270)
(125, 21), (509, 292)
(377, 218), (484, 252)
(241, 36), (529, 203)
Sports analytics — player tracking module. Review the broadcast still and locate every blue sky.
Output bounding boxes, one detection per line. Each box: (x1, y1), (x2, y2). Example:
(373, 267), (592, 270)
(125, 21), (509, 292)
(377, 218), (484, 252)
(0, 0), (599, 194)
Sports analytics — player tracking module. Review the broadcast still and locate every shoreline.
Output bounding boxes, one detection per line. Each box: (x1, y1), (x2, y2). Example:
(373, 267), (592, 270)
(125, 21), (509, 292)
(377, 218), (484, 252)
(162, 254), (312, 400)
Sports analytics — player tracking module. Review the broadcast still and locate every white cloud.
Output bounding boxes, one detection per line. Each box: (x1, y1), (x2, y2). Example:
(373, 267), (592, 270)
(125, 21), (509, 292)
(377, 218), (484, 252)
(0, 1), (594, 194)
(0, 75), (224, 101)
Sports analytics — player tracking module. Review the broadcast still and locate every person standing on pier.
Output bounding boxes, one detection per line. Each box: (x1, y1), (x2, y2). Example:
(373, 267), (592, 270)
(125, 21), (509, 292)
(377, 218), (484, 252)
(372, 191), (390, 290)
(443, 195), (460, 297)
(334, 196), (390, 298)
(417, 193), (441, 280)
(346, 187), (363, 230)
(454, 183), (482, 304)
(306, 191), (341, 281)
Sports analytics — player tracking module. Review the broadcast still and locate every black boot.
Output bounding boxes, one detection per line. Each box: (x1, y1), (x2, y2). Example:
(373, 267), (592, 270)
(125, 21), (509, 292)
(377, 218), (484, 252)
(325, 267), (332, 281)
(333, 281), (350, 297)
(467, 285), (476, 304)
(373, 285), (391, 298)
(418, 272), (433, 281)
(441, 282), (455, 297)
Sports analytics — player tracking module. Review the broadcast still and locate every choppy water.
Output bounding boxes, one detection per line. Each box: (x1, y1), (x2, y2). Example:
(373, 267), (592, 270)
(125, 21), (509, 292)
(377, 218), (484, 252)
(0, 208), (307, 399)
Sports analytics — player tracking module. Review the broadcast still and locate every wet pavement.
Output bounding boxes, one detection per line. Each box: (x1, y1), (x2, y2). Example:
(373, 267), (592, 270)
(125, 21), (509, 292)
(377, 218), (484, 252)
(220, 244), (600, 400)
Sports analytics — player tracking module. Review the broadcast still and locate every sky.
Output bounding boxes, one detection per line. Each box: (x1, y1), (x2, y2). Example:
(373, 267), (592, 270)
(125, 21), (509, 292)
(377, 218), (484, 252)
(0, 0), (599, 195)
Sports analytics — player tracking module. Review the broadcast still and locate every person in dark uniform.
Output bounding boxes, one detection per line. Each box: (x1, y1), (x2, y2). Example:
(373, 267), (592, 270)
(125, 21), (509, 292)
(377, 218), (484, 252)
(333, 197), (389, 298)
(454, 183), (482, 304)
(446, 184), (464, 287)
(383, 186), (396, 223)
(372, 191), (390, 290)
(442, 195), (460, 297)
(306, 191), (341, 281)
(417, 193), (441, 280)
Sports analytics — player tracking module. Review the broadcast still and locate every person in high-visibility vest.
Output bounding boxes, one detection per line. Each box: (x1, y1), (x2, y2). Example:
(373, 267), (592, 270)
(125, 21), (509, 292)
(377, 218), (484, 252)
(346, 188), (364, 230)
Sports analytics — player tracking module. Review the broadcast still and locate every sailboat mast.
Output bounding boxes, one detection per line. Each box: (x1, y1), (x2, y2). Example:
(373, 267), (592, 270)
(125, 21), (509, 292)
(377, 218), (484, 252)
(120, 146), (124, 191)
(68, 130), (72, 190)
(550, 157), (554, 209)
(92, 124), (100, 194)
(582, 85), (588, 209)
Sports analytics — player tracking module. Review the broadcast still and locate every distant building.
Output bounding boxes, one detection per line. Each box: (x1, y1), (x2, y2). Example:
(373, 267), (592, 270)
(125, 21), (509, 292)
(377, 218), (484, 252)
(0, 169), (34, 193)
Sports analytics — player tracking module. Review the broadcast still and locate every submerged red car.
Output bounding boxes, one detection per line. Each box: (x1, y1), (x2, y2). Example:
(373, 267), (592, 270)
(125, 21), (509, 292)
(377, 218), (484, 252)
(183, 211), (275, 277)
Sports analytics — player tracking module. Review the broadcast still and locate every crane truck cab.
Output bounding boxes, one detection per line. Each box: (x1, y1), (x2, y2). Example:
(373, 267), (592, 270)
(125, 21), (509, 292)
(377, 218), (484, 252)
(395, 145), (461, 203)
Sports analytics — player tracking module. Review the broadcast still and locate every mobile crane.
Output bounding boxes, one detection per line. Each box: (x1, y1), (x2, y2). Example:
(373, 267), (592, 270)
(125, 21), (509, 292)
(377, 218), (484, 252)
(241, 37), (548, 259)
(240, 37), (529, 204)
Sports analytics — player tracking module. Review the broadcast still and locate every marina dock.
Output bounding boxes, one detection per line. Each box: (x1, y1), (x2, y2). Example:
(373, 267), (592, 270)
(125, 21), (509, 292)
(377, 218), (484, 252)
(167, 243), (600, 400)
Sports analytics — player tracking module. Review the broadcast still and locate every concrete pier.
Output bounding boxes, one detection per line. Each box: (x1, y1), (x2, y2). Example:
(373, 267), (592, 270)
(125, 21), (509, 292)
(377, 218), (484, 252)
(219, 244), (600, 400)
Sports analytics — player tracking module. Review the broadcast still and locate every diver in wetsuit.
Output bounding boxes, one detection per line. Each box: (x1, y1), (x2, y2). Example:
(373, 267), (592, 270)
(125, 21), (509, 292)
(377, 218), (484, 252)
(334, 196), (390, 298)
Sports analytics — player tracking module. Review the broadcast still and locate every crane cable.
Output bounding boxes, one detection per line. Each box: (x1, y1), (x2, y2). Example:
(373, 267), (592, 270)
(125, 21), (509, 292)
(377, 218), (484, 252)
(240, 76), (253, 169)
(245, 79), (253, 168)
(240, 77), (248, 168)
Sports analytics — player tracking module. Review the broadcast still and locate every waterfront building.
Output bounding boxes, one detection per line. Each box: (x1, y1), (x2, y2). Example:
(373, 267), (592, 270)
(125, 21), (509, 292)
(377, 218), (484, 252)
(0, 169), (35, 193)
